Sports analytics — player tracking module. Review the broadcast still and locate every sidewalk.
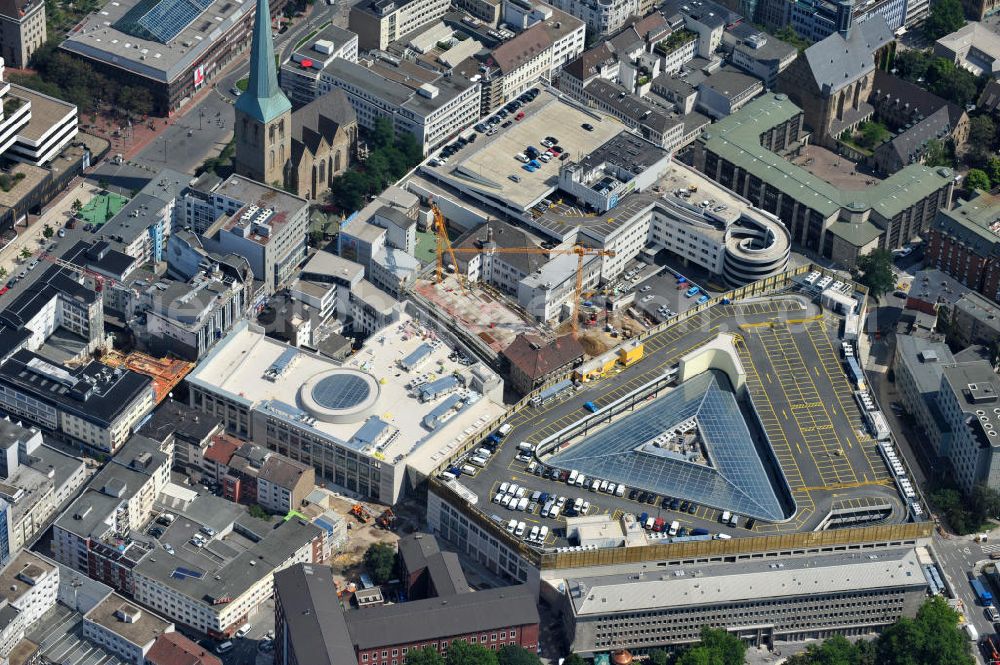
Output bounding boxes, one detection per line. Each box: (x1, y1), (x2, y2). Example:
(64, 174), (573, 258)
(0, 181), (102, 275)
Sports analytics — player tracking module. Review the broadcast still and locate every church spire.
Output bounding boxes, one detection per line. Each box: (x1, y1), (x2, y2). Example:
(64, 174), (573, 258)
(235, 0), (291, 123)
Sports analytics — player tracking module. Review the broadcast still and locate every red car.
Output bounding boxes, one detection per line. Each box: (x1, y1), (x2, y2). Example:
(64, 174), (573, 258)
(550, 145), (563, 154)
(0, 287), (9, 296)
(515, 111), (525, 121)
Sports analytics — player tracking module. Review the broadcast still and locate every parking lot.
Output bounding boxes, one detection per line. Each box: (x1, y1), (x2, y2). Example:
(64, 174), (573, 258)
(735, 318), (899, 533)
(454, 292), (904, 545)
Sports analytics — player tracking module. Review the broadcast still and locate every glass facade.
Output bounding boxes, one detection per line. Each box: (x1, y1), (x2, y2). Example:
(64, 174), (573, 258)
(548, 371), (788, 521)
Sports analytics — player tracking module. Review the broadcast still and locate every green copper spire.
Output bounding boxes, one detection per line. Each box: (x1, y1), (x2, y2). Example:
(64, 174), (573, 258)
(235, 0), (291, 123)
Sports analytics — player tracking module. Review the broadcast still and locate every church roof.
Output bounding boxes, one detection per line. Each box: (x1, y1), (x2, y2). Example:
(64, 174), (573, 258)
(290, 89), (357, 165)
(235, 0), (291, 123)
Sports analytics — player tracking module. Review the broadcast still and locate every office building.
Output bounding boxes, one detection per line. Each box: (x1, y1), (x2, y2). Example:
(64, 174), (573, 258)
(727, 26), (797, 89)
(694, 93), (954, 265)
(274, 537), (539, 665)
(185, 316), (505, 503)
(938, 361), (1000, 492)
(582, 79), (684, 150)
(280, 25), (360, 107)
(0, 352), (154, 453)
(132, 513), (323, 638)
(789, 0), (906, 42)
(544, 0), (639, 36)
(476, 5), (585, 111)
(139, 398), (224, 471)
(349, 0), (452, 50)
(894, 337), (955, 456)
(561, 548), (927, 653)
(321, 57), (480, 155)
(98, 170), (188, 265)
(137, 268), (249, 361)
(0, 244), (105, 364)
(0, 419), (86, 555)
(181, 174), (309, 293)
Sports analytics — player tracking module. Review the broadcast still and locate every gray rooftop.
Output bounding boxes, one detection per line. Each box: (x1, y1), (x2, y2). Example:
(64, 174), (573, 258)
(803, 17), (893, 93)
(134, 515), (320, 605)
(273, 565), (352, 665)
(566, 548), (925, 615)
(100, 170), (191, 245)
(61, 0), (252, 83)
(896, 336), (955, 396)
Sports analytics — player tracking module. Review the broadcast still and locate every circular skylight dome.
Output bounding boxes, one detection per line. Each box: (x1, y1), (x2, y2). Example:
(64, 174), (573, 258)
(299, 368), (380, 424)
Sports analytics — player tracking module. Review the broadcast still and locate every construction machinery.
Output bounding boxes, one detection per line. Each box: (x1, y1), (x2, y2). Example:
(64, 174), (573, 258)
(431, 206), (615, 336)
(377, 507), (396, 530)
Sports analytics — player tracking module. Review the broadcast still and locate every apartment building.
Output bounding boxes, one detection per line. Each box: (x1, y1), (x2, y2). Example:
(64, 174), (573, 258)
(82, 593), (173, 665)
(937, 362), (1000, 493)
(349, 0), (451, 50)
(0, 0), (45, 68)
(925, 193), (1000, 303)
(0, 551), (58, 661)
(545, 0), (639, 36)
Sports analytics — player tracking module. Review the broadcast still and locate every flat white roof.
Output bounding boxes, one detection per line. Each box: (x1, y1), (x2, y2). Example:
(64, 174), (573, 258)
(187, 318), (504, 473)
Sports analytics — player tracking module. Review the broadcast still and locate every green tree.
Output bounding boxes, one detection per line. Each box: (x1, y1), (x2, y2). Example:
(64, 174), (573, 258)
(248, 504), (269, 519)
(987, 156), (1000, 184)
(894, 49), (932, 82)
(562, 655), (587, 665)
(924, 138), (955, 167)
(698, 627), (746, 665)
(406, 647), (445, 665)
(71, 199), (82, 212)
(853, 248), (895, 300)
(924, 0), (966, 41)
(786, 634), (865, 665)
(969, 116), (997, 156)
(42, 224), (53, 239)
(774, 26), (811, 52)
(497, 645), (542, 665)
(972, 484), (1000, 521)
(363, 542), (397, 584)
(648, 650), (669, 665)
(965, 168), (991, 192)
(19, 248), (31, 260)
(445, 641), (498, 665)
(857, 121), (890, 149)
(676, 649), (713, 665)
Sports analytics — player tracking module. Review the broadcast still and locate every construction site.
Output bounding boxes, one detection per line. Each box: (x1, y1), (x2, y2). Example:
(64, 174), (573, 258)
(409, 204), (648, 358)
(99, 349), (193, 403)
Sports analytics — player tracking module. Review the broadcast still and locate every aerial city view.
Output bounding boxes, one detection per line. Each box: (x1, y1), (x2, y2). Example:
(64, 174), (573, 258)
(0, 0), (998, 659)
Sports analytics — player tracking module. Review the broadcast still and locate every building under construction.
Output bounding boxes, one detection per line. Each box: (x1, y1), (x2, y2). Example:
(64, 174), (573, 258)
(100, 350), (193, 404)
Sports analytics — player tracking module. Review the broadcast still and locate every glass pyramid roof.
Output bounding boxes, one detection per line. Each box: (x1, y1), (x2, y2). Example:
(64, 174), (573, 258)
(547, 371), (790, 522)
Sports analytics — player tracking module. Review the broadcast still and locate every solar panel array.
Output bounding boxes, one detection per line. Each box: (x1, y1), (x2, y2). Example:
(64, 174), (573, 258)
(548, 371), (788, 521)
(115, 0), (214, 44)
(170, 566), (205, 580)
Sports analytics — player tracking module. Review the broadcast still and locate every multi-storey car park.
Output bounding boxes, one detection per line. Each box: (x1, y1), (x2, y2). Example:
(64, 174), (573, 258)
(422, 267), (930, 606)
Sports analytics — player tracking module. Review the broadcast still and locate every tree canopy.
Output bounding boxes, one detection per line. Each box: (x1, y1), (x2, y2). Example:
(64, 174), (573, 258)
(891, 49), (982, 108)
(924, 0), (966, 41)
(781, 598), (972, 665)
(965, 168), (991, 192)
(445, 641), (498, 665)
(363, 543), (397, 584)
(675, 628), (746, 665)
(857, 121), (890, 149)
(406, 647), (445, 665)
(853, 248), (895, 300)
(326, 118), (423, 213)
(497, 645), (542, 665)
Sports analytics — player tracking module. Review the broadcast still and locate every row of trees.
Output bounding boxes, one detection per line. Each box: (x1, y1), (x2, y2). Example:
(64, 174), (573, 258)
(787, 597), (973, 665)
(406, 643), (543, 665)
(892, 49), (983, 108)
(326, 118), (423, 213)
(14, 42), (153, 118)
